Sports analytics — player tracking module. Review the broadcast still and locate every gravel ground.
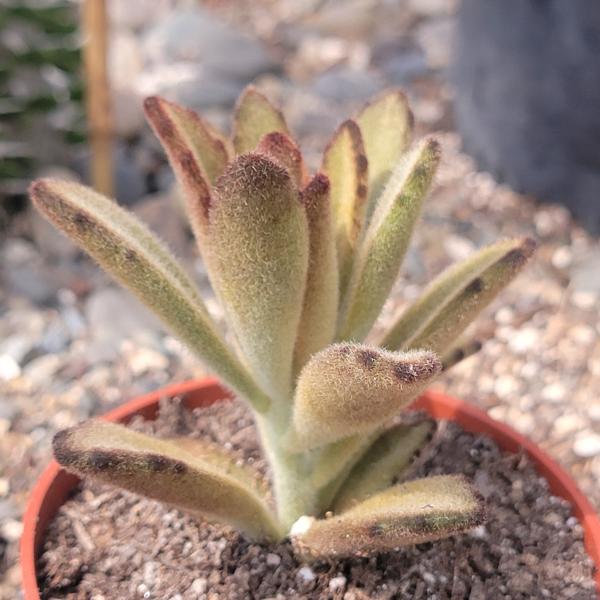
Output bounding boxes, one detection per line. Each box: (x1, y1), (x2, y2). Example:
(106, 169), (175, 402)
(2, 1), (600, 597)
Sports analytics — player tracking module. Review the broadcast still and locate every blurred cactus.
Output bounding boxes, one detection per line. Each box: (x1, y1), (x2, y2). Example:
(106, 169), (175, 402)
(31, 86), (535, 557)
(0, 1), (84, 203)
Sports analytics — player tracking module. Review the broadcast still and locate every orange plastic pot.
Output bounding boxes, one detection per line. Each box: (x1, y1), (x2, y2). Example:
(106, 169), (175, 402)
(21, 378), (600, 598)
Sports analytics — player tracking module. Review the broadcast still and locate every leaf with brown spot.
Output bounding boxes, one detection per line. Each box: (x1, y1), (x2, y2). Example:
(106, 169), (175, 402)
(380, 239), (528, 352)
(293, 173), (339, 374)
(287, 343), (441, 451)
(292, 475), (484, 558)
(232, 86), (291, 154)
(207, 153), (309, 401)
(356, 89), (414, 222)
(337, 137), (440, 342)
(321, 119), (369, 297)
(53, 420), (280, 541)
(404, 238), (537, 355)
(144, 96), (230, 249)
(30, 179), (270, 413)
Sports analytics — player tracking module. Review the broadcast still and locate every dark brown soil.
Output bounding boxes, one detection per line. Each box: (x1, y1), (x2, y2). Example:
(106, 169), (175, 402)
(38, 396), (597, 599)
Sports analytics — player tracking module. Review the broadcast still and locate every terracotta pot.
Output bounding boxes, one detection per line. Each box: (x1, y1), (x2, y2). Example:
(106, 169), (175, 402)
(21, 378), (600, 598)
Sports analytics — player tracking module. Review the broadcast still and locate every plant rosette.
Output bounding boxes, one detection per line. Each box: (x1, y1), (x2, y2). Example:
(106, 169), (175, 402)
(22, 379), (600, 599)
(24, 86), (599, 596)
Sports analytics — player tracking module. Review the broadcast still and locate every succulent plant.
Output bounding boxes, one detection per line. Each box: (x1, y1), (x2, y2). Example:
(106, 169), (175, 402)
(30, 86), (536, 558)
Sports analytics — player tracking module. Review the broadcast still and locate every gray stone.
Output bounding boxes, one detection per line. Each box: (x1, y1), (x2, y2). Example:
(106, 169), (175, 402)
(0, 239), (60, 304)
(142, 7), (277, 85)
(570, 250), (600, 294)
(309, 66), (383, 102)
(372, 43), (429, 85)
(452, 0), (600, 231)
(85, 287), (163, 361)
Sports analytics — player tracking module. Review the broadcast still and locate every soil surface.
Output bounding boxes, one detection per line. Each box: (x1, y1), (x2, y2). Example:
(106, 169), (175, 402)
(39, 396), (596, 599)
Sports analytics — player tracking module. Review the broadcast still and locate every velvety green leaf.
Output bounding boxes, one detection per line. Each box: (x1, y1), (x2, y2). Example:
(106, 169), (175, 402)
(337, 137), (440, 342)
(356, 89), (413, 221)
(380, 239), (523, 351)
(144, 95), (230, 184)
(333, 420), (433, 512)
(293, 173), (339, 374)
(407, 238), (537, 355)
(321, 119), (369, 296)
(144, 96), (229, 250)
(53, 420), (280, 541)
(207, 153), (309, 401)
(288, 343), (441, 451)
(30, 179), (270, 412)
(232, 86), (291, 154)
(292, 475), (484, 558)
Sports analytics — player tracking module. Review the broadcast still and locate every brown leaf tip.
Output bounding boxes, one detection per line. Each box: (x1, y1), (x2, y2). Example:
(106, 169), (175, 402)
(392, 352), (441, 383)
(215, 152), (291, 200)
(28, 178), (50, 203)
(302, 172), (330, 207)
(52, 427), (78, 467)
(501, 237), (538, 268)
(258, 131), (299, 155)
(143, 96), (176, 139)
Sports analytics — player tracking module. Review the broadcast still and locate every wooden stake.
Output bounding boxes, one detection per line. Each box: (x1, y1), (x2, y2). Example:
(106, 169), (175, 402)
(82, 0), (113, 196)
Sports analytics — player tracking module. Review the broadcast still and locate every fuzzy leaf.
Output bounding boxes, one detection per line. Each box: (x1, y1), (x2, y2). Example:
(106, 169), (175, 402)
(207, 154), (309, 400)
(143, 97), (229, 248)
(292, 475), (484, 558)
(333, 420), (433, 512)
(288, 343), (441, 451)
(30, 179), (270, 412)
(144, 96), (230, 184)
(257, 131), (306, 186)
(232, 86), (291, 154)
(53, 421), (280, 541)
(337, 138), (440, 342)
(293, 173), (339, 374)
(380, 239), (524, 351)
(441, 338), (482, 371)
(406, 238), (537, 355)
(356, 90), (413, 221)
(321, 120), (369, 296)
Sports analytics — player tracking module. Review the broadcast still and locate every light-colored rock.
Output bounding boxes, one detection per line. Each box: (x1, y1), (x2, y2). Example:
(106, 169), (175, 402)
(266, 553), (281, 567)
(573, 432), (600, 458)
(297, 566), (316, 583)
(329, 575), (347, 591)
(142, 7), (276, 80)
(0, 355), (20, 381)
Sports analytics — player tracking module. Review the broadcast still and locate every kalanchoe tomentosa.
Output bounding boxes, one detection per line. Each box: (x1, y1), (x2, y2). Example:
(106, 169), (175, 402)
(30, 86), (536, 558)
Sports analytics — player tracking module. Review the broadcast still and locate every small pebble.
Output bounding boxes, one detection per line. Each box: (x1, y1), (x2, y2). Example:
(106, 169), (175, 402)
(541, 383), (566, 403)
(0, 354), (20, 381)
(1, 519), (23, 542)
(190, 578), (207, 594)
(266, 553), (281, 567)
(573, 433), (600, 458)
(297, 566), (316, 582)
(329, 575), (347, 592)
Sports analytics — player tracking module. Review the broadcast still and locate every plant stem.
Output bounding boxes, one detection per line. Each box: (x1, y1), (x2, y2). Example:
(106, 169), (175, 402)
(257, 414), (319, 533)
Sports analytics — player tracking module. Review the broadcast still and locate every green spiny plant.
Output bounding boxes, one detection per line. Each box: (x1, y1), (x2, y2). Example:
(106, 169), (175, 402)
(30, 86), (536, 558)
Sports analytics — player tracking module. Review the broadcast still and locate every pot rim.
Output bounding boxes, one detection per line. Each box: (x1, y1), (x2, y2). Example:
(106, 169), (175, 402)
(20, 378), (600, 598)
